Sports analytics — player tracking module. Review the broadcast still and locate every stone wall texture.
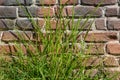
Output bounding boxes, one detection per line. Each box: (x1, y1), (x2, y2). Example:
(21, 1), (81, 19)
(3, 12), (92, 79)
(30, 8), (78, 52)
(1, 0), (120, 75)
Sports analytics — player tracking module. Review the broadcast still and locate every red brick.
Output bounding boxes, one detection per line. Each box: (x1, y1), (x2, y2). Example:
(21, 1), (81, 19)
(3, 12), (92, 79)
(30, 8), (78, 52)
(104, 56), (119, 67)
(0, 44), (43, 55)
(59, 0), (78, 5)
(81, 0), (117, 6)
(85, 43), (105, 55)
(0, 44), (26, 54)
(77, 32), (118, 42)
(95, 18), (106, 30)
(107, 43), (120, 55)
(107, 19), (120, 30)
(38, 19), (66, 30)
(65, 6), (102, 17)
(36, 0), (56, 5)
(1, 31), (33, 42)
(105, 7), (118, 17)
(37, 7), (54, 17)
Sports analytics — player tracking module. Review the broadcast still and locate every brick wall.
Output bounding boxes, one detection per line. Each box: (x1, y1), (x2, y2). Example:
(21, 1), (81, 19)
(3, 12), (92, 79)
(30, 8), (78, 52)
(0, 0), (120, 74)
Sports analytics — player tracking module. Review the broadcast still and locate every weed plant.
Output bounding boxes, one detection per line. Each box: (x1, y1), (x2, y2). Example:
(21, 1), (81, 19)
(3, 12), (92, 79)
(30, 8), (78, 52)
(0, 0), (119, 80)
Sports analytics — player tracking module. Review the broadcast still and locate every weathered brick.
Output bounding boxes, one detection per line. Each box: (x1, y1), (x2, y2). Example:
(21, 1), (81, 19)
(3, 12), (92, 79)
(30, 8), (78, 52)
(77, 32), (118, 42)
(0, 0), (33, 6)
(81, 0), (117, 6)
(0, 44), (43, 55)
(107, 43), (120, 55)
(0, 7), (16, 18)
(66, 6), (102, 17)
(104, 56), (119, 67)
(38, 19), (66, 29)
(105, 7), (118, 17)
(54, 6), (67, 17)
(36, 0), (56, 5)
(95, 18), (106, 30)
(82, 56), (102, 67)
(85, 43), (105, 55)
(69, 19), (93, 30)
(37, 7), (55, 17)
(18, 7), (37, 17)
(59, 0), (78, 5)
(0, 19), (15, 30)
(1, 31), (33, 42)
(85, 69), (98, 78)
(107, 18), (120, 30)
(104, 68), (120, 79)
(0, 44), (26, 54)
(16, 19), (37, 30)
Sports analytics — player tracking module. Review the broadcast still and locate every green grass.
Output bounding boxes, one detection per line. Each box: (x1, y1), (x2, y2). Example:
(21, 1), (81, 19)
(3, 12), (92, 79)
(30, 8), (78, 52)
(0, 0), (119, 80)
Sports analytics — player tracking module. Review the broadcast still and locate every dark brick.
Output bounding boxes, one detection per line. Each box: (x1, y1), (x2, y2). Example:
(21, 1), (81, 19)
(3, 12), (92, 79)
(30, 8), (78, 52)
(81, 0), (117, 6)
(0, 19), (15, 30)
(69, 19), (93, 30)
(95, 18), (106, 30)
(18, 7), (37, 17)
(66, 6), (102, 17)
(0, 0), (33, 6)
(36, 0), (56, 5)
(0, 7), (16, 18)
(16, 19), (37, 30)
(105, 7), (118, 17)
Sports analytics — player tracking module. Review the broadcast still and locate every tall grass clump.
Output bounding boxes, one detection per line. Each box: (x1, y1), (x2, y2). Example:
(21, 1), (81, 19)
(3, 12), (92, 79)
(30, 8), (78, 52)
(0, 0), (119, 80)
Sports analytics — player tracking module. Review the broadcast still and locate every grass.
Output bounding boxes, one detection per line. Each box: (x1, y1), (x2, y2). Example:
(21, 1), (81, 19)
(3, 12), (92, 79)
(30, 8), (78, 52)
(0, 0), (119, 80)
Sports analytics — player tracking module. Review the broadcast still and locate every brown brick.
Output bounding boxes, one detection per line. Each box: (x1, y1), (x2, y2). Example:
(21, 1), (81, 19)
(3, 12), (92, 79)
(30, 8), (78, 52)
(0, 44), (26, 54)
(0, 7), (16, 18)
(105, 7), (118, 17)
(36, 0), (56, 5)
(0, 44), (43, 55)
(66, 6), (102, 17)
(77, 32), (118, 42)
(107, 43), (120, 55)
(1, 31), (33, 42)
(37, 7), (54, 17)
(59, 0), (78, 5)
(107, 18), (120, 30)
(85, 43), (105, 55)
(95, 18), (106, 30)
(104, 68), (120, 80)
(82, 56), (102, 67)
(81, 0), (117, 6)
(104, 56), (119, 67)
(85, 69), (98, 78)
(0, 19), (15, 30)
